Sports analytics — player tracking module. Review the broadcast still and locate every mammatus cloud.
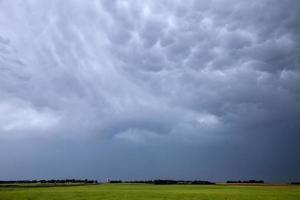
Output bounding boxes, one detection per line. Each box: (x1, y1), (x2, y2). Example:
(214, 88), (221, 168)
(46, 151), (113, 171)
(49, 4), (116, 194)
(0, 0), (299, 181)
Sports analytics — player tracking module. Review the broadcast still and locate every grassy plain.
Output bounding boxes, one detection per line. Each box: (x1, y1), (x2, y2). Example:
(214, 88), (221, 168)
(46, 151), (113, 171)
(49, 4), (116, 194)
(0, 183), (300, 200)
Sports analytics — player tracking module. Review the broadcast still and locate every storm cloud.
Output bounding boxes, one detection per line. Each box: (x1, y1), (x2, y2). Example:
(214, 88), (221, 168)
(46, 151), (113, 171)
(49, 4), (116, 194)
(0, 0), (299, 182)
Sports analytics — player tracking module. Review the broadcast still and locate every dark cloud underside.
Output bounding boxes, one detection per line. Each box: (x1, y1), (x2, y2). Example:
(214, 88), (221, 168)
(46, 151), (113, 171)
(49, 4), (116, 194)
(0, 0), (299, 182)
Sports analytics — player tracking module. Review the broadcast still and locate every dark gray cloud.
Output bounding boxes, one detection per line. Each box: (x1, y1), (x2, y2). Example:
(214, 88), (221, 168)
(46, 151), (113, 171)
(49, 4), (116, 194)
(0, 0), (299, 182)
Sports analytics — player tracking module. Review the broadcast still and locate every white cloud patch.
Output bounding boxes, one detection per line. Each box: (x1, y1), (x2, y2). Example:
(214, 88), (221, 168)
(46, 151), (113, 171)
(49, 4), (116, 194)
(0, 100), (59, 132)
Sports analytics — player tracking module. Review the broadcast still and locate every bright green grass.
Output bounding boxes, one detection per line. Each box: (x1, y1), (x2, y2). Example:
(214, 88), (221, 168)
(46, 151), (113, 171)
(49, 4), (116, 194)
(0, 183), (300, 200)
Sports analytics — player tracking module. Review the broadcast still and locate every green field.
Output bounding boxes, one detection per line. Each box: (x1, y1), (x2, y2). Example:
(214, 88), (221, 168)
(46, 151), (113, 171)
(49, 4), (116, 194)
(0, 183), (300, 200)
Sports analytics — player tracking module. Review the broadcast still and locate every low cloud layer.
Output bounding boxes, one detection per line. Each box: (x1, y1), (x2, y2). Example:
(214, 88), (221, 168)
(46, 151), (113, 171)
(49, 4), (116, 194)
(0, 0), (299, 181)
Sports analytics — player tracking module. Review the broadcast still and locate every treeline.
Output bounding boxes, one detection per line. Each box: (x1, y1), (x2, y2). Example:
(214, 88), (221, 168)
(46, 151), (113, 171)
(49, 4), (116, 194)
(290, 182), (300, 185)
(0, 179), (98, 184)
(226, 180), (264, 184)
(109, 179), (215, 185)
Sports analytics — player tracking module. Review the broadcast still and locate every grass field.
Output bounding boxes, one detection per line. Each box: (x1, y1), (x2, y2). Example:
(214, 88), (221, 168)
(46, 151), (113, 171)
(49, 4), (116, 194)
(0, 183), (300, 200)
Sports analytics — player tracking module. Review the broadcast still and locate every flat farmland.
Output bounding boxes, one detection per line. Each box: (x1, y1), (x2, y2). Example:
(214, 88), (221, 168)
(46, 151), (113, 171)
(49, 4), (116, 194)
(0, 183), (300, 200)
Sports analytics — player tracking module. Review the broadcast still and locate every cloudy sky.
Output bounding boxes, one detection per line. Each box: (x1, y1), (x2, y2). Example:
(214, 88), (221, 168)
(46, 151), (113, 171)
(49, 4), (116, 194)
(0, 0), (299, 182)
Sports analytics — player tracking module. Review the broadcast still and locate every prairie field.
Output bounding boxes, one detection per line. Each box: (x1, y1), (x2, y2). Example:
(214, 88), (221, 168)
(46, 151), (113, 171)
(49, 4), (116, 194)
(0, 183), (300, 200)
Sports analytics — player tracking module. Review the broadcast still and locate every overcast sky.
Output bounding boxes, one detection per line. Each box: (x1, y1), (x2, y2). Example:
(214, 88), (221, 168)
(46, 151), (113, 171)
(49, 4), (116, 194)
(0, 0), (299, 182)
